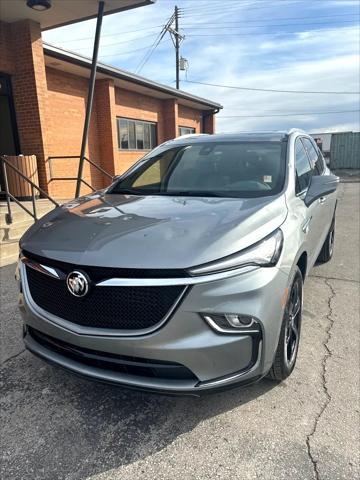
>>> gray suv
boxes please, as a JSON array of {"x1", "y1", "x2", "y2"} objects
[{"x1": 17, "y1": 130, "x2": 338, "y2": 394}]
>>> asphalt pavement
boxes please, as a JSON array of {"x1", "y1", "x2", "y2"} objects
[{"x1": 1, "y1": 177, "x2": 359, "y2": 480}]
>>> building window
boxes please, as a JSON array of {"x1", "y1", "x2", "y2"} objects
[
  {"x1": 117, "y1": 118, "x2": 157, "y2": 150},
  {"x1": 179, "y1": 126, "x2": 195, "y2": 136}
]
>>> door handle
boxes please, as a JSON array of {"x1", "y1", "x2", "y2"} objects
[{"x1": 319, "y1": 196, "x2": 327, "y2": 204}]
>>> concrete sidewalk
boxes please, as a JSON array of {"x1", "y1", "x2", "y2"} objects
[{"x1": 1, "y1": 179, "x2": 359, "y2": 480}]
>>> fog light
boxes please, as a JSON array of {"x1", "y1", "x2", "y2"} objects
[
  {"x1": 225, "y1": 314, "x2": 254, "y2": 327},
  {"x1": 202, "y1": 313, "x2": 260, "y2": 334}
]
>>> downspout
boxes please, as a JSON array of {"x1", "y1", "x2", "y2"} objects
[
  {"x1": 202, "y1": 108, "x2": 220, "y2": 133},
  {"x1": 75, "y1": 0, "x2": 104, "y2": 198}
]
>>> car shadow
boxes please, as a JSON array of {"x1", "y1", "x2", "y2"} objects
[
  {"x1": 1, "y1": 262, "x2": 277, "y2": 479},
  {"x1": 1, "y1": 343, "x2": 278, "y2": 480}
]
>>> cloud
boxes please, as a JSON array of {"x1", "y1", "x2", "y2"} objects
[{"x1": 43, "y1": 0, "x2": 360, "y2": 133}]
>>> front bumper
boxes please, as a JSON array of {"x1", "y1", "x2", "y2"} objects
[{"x1": 18, "y1": 261, "x2": 289, "y2": 394}]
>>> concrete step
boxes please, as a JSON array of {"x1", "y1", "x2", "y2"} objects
[
  {"x1": 0, "y1": 207, "x2": 54, "y2": 227},
  {"x1": 0, "y1": 198, "x2": 60, "y2": 212},
  {"x1": 0, "y1": 240, "x2": 20, "y2": 267},
  {"x1": 0, "y1": 199, "x2": 70, "y2": 266},
  {"x1": 0, "y1": 218, "x2": 34, "y2": 241},
  {"x1": 0, "y1": 199, "x2": 65, "y2": 227}
]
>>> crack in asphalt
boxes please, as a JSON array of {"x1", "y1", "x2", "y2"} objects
[
  {"x1": 1, "y1": 348, "x2": 26, "y2": 367},
  {"x1": 306, "y1": 278, "x2": 336, "y2": 480},
  {"x1": 310, "y1": 274, "x2": 359, "y2": 284}
]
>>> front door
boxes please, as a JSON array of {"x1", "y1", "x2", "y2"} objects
[
  {"x1": 0, "y1": 73, "x2": 20, "y2": 192},
  {"x1": 293, "y1": 137, "x2": 325, "y2": 268}
]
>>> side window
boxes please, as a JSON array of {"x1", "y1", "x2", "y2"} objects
[
  {"x1": 132, "y1": 152, "x2": 173, "y2": 188},
  {"x1": 295, "y1": 139, "x2": 312, "y2": 194},
  {"x1": 302, "y1": 138, "x2": 324, "y2": 175}
]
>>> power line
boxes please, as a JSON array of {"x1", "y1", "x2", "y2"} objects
[
  {"x1": 71, "y1": 32, "x2": 160, "y2": 51},
  {"x1": 183, "y1": 79, "x2": 360, "y2": 95},
  {"x1": 181, "y1": 20, "x2": 358, "y2": 30},
  {"x1": 181, "y1": 12, "x2": 358, "y2": 25},
  {"x1": 47, "y1": 13, "x2": 358, "y2": 46},
  {"x1": 186, "y1": 25, "x2": 359, "y2": 38},
  {"x1": 51, "y1": 25, "x2": 165, "y2": 43},
  {"x1": 136, "y1": 30, "x2": 167, "y2": 73},
  {"x1": 98, "y1": 40, "x2": 172, "y2": 59},
  {"x1": 180, "y1": 0, "x2": 285, "y2": 12},
  {"x1": 218, "y1": 110, "x2": 360, "y2": 118},
  {"x1": 179, "y1": 2, "x2": 252, "y2": 12},
  {"x1": 180, "y1": 1, "x2": 307, "y2": 16},
  {"x1": 136, "y1": 14, "x2": 175, "y2": 74}
]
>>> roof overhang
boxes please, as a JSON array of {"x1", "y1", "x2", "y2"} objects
[
  {"x1": 44, "y1": 43, "x2": 223, "y2": 112},
  {"x1": 0, "y1": 0, "x2": 156, "y2": 31}
]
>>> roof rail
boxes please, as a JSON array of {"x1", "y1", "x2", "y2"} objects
[
  {"x1": 288, "y1": 128, "x2": 307, "y2": 135},
  {"x1": 177, "y1": 133, "x2": 210, "y2": 139}
]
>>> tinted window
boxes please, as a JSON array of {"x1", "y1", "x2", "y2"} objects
[
  {"x1": 117, "y1": 118, "x2": 157, "y2": 150},
  {"x1": 295, "y1": 140, "x2": 312, "y2": 193},
  {"x1": 179, "y1": 126, "x2": 196, "y2": 136},
  {"x1": 302, "y1": 137, "x2": 324, "y2": 175},
  {"x1": 109, "y1": 141, "x2": 287, "y2": 198},
  {"x1": 119, "y1": 119, "x2": 128, "y2": 149}
]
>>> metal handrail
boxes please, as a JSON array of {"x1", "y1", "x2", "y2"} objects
[
  {"x1": 0, "y1": 155, "x2": 59, "y2": 225},
  {"x1": 48, "y1": 155, "x2": 114, "y2": 196}
]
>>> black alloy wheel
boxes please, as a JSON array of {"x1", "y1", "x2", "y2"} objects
[{"x1": 268, "y1": 267, "x2": 303, "y2": 381}]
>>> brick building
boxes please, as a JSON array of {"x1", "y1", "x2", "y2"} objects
[{"x1": 0, "y1": 16, "x2": 221, "y2": 199}]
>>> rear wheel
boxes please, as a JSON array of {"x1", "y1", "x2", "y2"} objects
[
  {"x1": 268, "y1": 267, "x2": 303, "y2": 381},
  {"x1": 317, "y1": 217, "x2": 335, "y2": 263}
]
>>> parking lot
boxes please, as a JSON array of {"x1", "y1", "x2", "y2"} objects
[{"x1": 1, "y1": 177, "x2": 359, "y2": 480}]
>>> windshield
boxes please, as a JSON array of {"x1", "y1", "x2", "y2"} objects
[{"x1": 109, "y1": 141, "x2": 287, "y2": 198}]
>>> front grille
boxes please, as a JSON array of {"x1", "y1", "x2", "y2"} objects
[
  {"x1": 22, "y1": 250, "x2": 189, "y2": 281},
  {"x1": 26, "y1": 266, "x2": 186, "y2": 330},
  {"x1": 28, "y1": 327, "x2": 197, "y2": 381}
]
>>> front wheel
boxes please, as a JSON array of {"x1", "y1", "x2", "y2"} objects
[{"x1": 268, "y1": 267, "x2": 303, "y2": 381}]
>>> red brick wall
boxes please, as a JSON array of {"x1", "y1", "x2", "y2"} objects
[
  {"x1": 113, "y1": 87, "x2": 162, "y2": 174},
  {"x1": 95, "y1": 79, "x2": 117, "y2": 179},
  {"x1": 203, "y1": 113, "x2": 215, "y2": 134},
  {"x1": 0, "y1": 21, "x2": 216, "y2": 197},
  {"x1": 162, "y1": 98, "x2": 178, "y2": 142},
  {"x1": 45, "y1": 67, "x2": 103, "y2": 198},
  {"x1": 8, "y1": 20, "x2": 49, "y2": 192},
  {"x1": 112, "y1": 92, "x2": 205, "y2": 175},
  {"x1": 0, "y1": 21, "x2": 14, "y2": 74},
  {"x1": 178, "y1": 104, "x2": 201, "y2": 133}
]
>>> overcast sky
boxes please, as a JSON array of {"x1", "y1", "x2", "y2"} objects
[{"x1": 43, "y1": 0, "x2": 360, "y2": 134}]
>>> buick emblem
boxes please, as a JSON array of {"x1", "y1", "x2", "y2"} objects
[{"x1": 66, "y1": 271, "x2": 89, "y2": 297}]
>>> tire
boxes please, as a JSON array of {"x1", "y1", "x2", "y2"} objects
[
  {"x1": 268, "y1": 267, "x2": 303, "y2": 382},
  {"x1": 317, "y1": 216, "x2": 335, "y2": 263}
]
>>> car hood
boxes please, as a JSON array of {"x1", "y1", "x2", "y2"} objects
[{"x1": 20, "y1": 192, "x2": 288, "y2": 269}]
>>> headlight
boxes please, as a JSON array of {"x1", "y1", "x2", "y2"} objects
[{"x1": 189, "y1": 229, "x2": 283, "y2": 276}]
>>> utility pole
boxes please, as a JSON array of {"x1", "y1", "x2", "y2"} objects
[
  {"x1": 175, "y1": 5, "x2": 180, "y2": 89},
  {"x1": 166, "y1": 7, "x2": 184, "y2": 89}
]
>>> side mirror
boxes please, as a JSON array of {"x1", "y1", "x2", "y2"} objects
[{"x1": 304, "y1": 174, "x2": 339, "y2": 207}]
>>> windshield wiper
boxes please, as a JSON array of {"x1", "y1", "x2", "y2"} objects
[
  {"x1": 158, "y1": 191, "x2": 227, "y2": 197},
  {"x1": 110, "y1": 188, "x2": 228, "y2": 197},
  {"x1": 109, "y1": 188, "x2": 152, "y2": 195}
]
